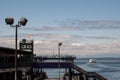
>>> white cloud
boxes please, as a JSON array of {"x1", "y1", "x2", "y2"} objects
[
  {"x1": 1, "y1": 19, "x2": 120, "y2": 57},
  {"x1": 34, "y1": 40, "x2": 43, "y2": 44},
  {"x1": 0, "y1": 37, "x2": 120, "y2": 57},
  {"x1": 0, "y1": 38, "x2": 15, "y2": 48},
  {"x1": 71, "y1": 43, "x2": 85, "y2": 47},
  {"x1": 60, "y1": 19, "x2": 120, "y2": 30},
  {"x1": 72, "y1": 43, "x2": 80, "y2": 46}
]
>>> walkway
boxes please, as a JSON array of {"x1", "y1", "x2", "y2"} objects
[{"x1": 45, "y1": 78, "x2": 58, "y2": 80}]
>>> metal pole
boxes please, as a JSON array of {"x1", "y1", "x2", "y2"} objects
[
  {"x1": 5, "y1": 17, "x2": 28, "y2": 80},
  {"x1": 15, "y1": 25, "x2": 18, "y2": 80},
  {"x1": 58, "y1": 42, "x2": 62, "y2": 80},
  {"x1": 58, "y1": 45, "x2": 60, "y2": 80}
]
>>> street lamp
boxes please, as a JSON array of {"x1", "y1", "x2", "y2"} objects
[
  {"x1": 58, "y1": 42, "x2": 62, "y2": 80},
  {"x1": 5, "y1": 17, "x2": 28, "y2": 80}
]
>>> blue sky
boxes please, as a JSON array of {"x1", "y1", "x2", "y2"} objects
[{"x1": 0, "y1": 0, "x2": 120, "y2": 57}]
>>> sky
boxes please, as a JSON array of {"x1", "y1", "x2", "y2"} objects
[{"x1": 0, "y1": 0, "x2": 120, "y2": 58}]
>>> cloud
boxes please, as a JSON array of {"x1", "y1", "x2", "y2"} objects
[
  {"x1": 20, "y1": 20, "x2": 120, "y2": 38},
  {"x1": 36, "y1": 26, "x2": 80, "y2": 31},
  {"x1": 20, "y1": 33, "x2": 73, "y2": 40},
  {"x1": 71, "y1": 43, "x2": 81, "y2": 46},
  {"x1": 43, "y1": 34, "x2": 72, "y2": 39},
  {"x1": 71, "y1": 43, "x2": 85, "y2": 47},
  {"x1": 85, "y1": 36, "x2": 116, "y2": 40},
  {"x1": 34, "y1": 40, "x2": 43, "y2": 44},
  {"x1": 0, "y1": 38, "x2": 15, "y2": 48},
  {"x1": 23, "y1": 26, "x2": 80, "y2": 32},
  {"x1": 18, "y1": 32, "x2": 117, "y2": 44},
  {"x1": 1, "y1": 19, "x2": 120, "y2": 57},
  {"x1": 61, "y1": 19, "x2": 120, "y2": 26},
  {"x1": 0, "y1": 37, "x2": 120, "y2": 57},
  {"x1": 60, "y1": 19, "x2": 120, "y2": 30}
]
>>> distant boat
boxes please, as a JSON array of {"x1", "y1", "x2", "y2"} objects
[{"x1": 89, "y1": 59, "x2": 96, "y2": 63}]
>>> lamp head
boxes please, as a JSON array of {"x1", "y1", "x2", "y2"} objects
[
  {"x1": 59, "y1": 42, "x2": 62, "y2": 46},
  {"x1": 5, "y1": 18, "x2": 14, "y2": 25},
  {"x1": 19, "y1": 17, "x2": 28, "y2": 26}
]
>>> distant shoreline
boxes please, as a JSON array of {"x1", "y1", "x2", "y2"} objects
[{"x1": 76, "y1": 57, "x2": 120, "y2": 60}]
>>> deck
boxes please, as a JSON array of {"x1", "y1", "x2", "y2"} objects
[
  {"x1": 45, "y1": 78, "x2": 58, "y2": 80},
  {"x1": 33, "y1": 56, "x2": 107, "y2": 80}
]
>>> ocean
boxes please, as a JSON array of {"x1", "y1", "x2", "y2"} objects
[
  {"x1": 40, "y1": 58, "x2": 120, "y2": 80},
  {"x1": 75, "y1": 58, "x2": 120, "y2": 80}
]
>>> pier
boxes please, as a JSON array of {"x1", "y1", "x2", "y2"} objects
[
  {"x1": 33, "y1": 55, "x2": 107, "y2": 80},
  {"x1": 0, "y1": 46, "x2": 33, "y2": 80},
  {"x1": 0, "y1": 46, "x2": 107, "y2": 80}
]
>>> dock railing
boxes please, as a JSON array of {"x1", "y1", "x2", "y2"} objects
[{"x1": 71, "y1": 63, "x2": 107, "y2": 80}]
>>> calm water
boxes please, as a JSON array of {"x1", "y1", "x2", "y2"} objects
[
  {"x1": 41, "y1": 58, "x2": 120, "y2": 80},
  {"x1": 75, "y1": 59, "x2": 120, "y2": 80}
]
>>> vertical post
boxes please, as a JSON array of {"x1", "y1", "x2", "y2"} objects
[
  {"x1": 15, "y1": 25, "x2": 18, "y2": 80},
  {"x1": 58, "y1": 42, "x2": 62, "y2": 80},
  {"x1": 58, "y1": 44, "x2": 60, "y2": 80},
  {"x1": 5, "y1": 17, "x2": 28, "y2": 80},
  {"x1": 69, "y1": 68, "x2": 72, "y2": 80}
]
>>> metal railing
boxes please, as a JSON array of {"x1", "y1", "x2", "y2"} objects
[{"x1": 71, "y1": 63, "x2": 107, "y2": 80}]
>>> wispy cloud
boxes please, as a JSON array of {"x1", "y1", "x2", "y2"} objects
[
  {"x1": 19, "y1": 33, "x2": 73, "y2": 40},
  {"x1": 34, "y1": 39, "x2": 120, "y2": 57},
  {"x1": 23, "y1": 20, "x2": 120, "y2": 33},
  {"x1": 85, "y1": 36, "x2": 116, "y2": 40},
  {"x1": 0, "y1": 37, "x2": 120, "y2": 57},
  {"x1": 1, "y1": 19, "x2": 120, "y2": 57},
  {"x1": 0, "y1": 38, "x2": 15, "y2": 48},
  {"x1": 61, "y1": 19, "x2": 120, "y2": 26},
  {"x1": 24, "y1": 33, "x2": 116, "y2": 41},
  {"x1": 60, "y1": 19, "x2": 120, "y2": 30},
  {"x1": 23, "y1": 26, "x2": 80, "y2": 32}
]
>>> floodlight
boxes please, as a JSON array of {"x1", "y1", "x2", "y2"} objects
[
  {"x1": 58, "y1": 42, "x2": 62, "y2": 46},
  {"x1": 5, "y1": 17, "x2": 28, "y2": 80},
  {"x1": 5, "y1": 18, "x2": 14, "y2": 25},
  {"x1": 19, "y1": 17, "x2": 28, "y2": 26}
]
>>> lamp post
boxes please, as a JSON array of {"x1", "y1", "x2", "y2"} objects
[
  {"x1": 58, "y1": 42, "x2": 62, "y2": 80},
  {"x1": 5, "y1": 17, "x2": 28, "y2": 80}
]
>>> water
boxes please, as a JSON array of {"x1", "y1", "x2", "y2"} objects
[
  {"x1": 37, "y1": 58, "x2": 120, "y2": 80},
  {"x1": 75, "y1": 58, "x2": 120, "y2": 80}
]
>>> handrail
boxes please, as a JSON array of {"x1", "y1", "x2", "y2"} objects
[
  {"x1": 71, "y1": 63, "x2": 107, "y2": 80},
  {"x1": 71, "y1": 63, "x2": 89, "y2": 76}
]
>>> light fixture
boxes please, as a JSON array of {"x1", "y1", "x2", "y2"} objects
[
  {"x1": 5, "y1": 18, "x2": 14, "y2": 25},
  {"x1": 5, "y1": 17, "x2": 28, "y2": 80},
  {"x1": 19, "y1": 17, "x2": 28, "y2": 26},
  {"x1": 5, "y1": 17, "x2": 28, "y2": 26},
  {"x1": 58, "y1": 42, "x2": 62, "y2": 46},
  {"x1": 58, "y1": 42, "x2": 62, "y2": 80}
]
